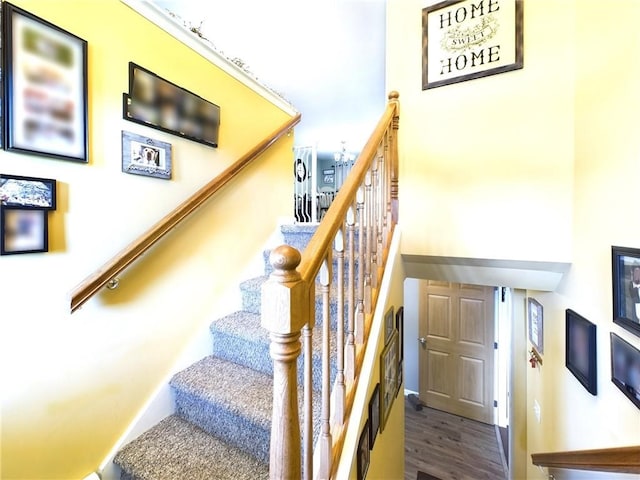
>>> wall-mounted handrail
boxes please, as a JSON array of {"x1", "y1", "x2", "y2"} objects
[
  {"x1": 69, "y1": 113, "x2": 301, "y2": 313},
  {"x1": 532, "y1": 445, "x2": 640, "y2": 474}
]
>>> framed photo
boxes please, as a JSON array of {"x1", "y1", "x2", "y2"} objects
[
  {"x1": 122, "y1": 131, "x2": 172, "y2": 180},
  {"x1": 380, "y1": 329, "x2": 399, "y2": 433},
  {"x1": 396, "y1": 306, "x2": 404, "y2": 362},
  {"x1": 356, "y1": 419, "x2": 370, "y2": 480},
  {"x1": 384, "y1": 305, "x2": 395, "y2": 345},
  {"x1": 1, "y1": 208, "x2": 48, "y2": 254},
  {"x1": 528, "y1": 297, "x2": 544, "y2": 355},
  {"x1": 422, "y1": 0, "x2": 524, "y2": 90},
  {"x1": 566, "y1": 309, "x2": 597, "y2": 396},
  {"x1": 0, "y1": 173, "x2": 56, "y2": 209},
  {"x1": 612, "y1": 246, "x2": 640, "y2": 338},
  {"x1": 3, "y1": 2, "x2": 88, "y2": 162},
  {"x1": 610, "y1": 332, "x2": 640, "y2": 409},
  {"x1": 368, "y1": 383, "x2": 380, "y2": 449},
  {"x1": 396, "y1": 360, "x2": 404, "y2": 398}
]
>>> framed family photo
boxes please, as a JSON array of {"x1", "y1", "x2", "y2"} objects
[
  {"x1": 122, "y1": 131, "x2": 172, "y2": 180},
  {"x1": 612, "y1": 246, "x2": 640, "y2": 337},
  {"x1": 380, "y1": 329, "x2": 399, "y2": 433},
  {"x1": 0, "y1": 173, "x2": 56, "y2": 209},
  {"x1": 357, "y1": 419, "x2": 370, "y2": 480},
  {"x1": 1, "y1": 208, "x2": 48, "y2": 254},
  {"x1": 368, "y1": 383, "x2": 380, "y2": 449},
  {"x1": 566, "y1": 309, "x2": 597, "y2": 396},
  {"x1": 3, "y1": 2, "x2": 88, "y2": 162},
  {"x1": 528, "y1": 297, "x2": 544, "y2": 355},
  {"x1": 384, "y1": 306, "x2": 395, "y2": 345},
  {"x1": 610, "y1": 332, "x2": 640, "y2": 409}
]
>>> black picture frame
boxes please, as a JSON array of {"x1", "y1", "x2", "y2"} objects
[
  {"x1": 396, "y1": 306, "x2": 404, "y2": 362},
  {"x1": 1, "y1": 208, "x2": 48, "y2": 254},
  {"x1": 422, "y1": 0, "x2": 524, "y2": 90},
  {"x1": 0, "y1": 173, "x2": 56, "y2": 209},
  {"x1": 612, "y1": 246, "x2": 640, "y2": 338},
  {"x1": 565, "y1": 309, "x2": 597, "y2": 396},
  {"x1": 123, "y1": 62, "x2": 220, "y2": 148},
  {"x1": 3, "y1": 2, "x2": 88, "y2": 162},
  {"x1": 384, "y1": 305, "x2": 395, "y2": 345},
  {"x1": 528, "y1": 297, "x2": 544, "y2": 355},
  {"x1": 610, "y1": 332, "x2": 640, "y2": 409},
  {"x1": 356, "y1": 419, "x2": 370, "y2": 480},
  {"x1": 368, "y1": 383, "x2": 380, "y2": 449},
  {"x1": 380, "y1": 329, "x2": 399, "y2": 433}
]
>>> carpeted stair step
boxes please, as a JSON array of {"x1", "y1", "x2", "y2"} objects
[
  {"x1": 280, "y1": 223, "x2": 318, "y2": 251},
  {"x1": 113, "y1": 414, "x2": 268, "y2": 480},
  {"x1": 170, "y1": 356, "x2": 274, "y2": 463},
  {"x1": 210, "y1": 310, "x2": 338, "y2": 391},
  {"x1": 263, "y1": 246, "x2": 362, "y2": 280}
]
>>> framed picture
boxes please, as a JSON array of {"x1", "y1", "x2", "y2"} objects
[
  {"x1": 0, "y1": 173, "x2": 56, "y2": 209},
  {"x1": 422, "y1": 0, "x2": 524, "y2": 90},
  {"x1": 528, "y1": 297, "x2": 544, "y2": 355},
  {"x1": 356, "y1": 419, "x2": 370, "y2": 480},
  {"x1": 396, "y1": 360, "x2": 404, "y2": 398},
  {"x1": 612, "y1": 246, "x2": 640, "y2": 338},
  {"x1": 610, "y1": 333, "x2": 640, "y2": 409},
  {"x1": 380, "y1": 329, "x2": 399, "y2": 433},
  {"x1": 396, "y1": 306, "x2": 404, "y2": 362},
  {"x1": 3, "y1": 2, "x2": 88, "y2": 162},
  {"x1": 566, "y1": 309, "x2": 597, "y2": 396},
  {"x1": 122, "y1": 131, "x2": 172, "y2": 180},
  {"x1": 1, "y1": 208, "x2": 48, "y2": 254},
  {"x1": 368, "y1": 383, "x2": 380, "y2": 449},
  {"x1": 384, "y1": 306, "x2": 395, "y2": 345}
]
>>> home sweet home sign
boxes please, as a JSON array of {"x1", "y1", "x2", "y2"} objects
[{"x1": 422, "y1": 0, "x2": 523, "y2": 89}]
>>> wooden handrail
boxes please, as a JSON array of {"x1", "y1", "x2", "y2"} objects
[
  {"x1": 69, "y1": 113, "x2": 301, "y2": 313},
  {"x1": 532, "y1": 445, "x2": 640, "y2": 474}
]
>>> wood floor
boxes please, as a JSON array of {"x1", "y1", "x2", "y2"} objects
[{"x1": 405, "y1": 398, "x2": 508, "y2": 480}]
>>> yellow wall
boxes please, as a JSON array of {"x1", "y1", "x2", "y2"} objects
[
  {"x1": 337, "y1": 230, "x2": 405, "y2": 480},
  {"x1": 0, "y1": 1, "x2": 295, "y2": 478},
  {"x1": 387, "y1": 0, "x2": 574, "y2": 262}
]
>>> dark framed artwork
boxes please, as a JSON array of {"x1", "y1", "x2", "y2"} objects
[
  {"x1": 1, "y1": 208, "x2": 48, "y2": 254},
  {"x1": 610, "y1": 332, "x2": 640, "y2": 409},
  {"x1": 123, "y1": 62, "x2": 220, "y2": 148},
  {"x1": 356, "y1": 419, "x2": 370, "y2": 480},
  {"x1": 368, "y1": 383, "x2": 380, "y2": 449},
  {"x1": 380, "y1": 329, "x2": 399, "y2": 433},
  {"x1": 396, "y1": 360, "x2": 404, "y2": 398},
  {"x1": 396, "y1": 306, "x2": 404, "y2": 362},
  {"x1": 612, "y1": 246, "x2": 640, "y2": 338},
  {"x1": 0, "y1": 173, "x2": 56, "y2": 209},
  {"x1": 528, "y1": 297, "x2": 544, "y2": 355},
  {"x1": 566, "y1": 309, "x2": 597, "y2": 396},
  {"x1": 422, "y1": 0, "x2": 524, "y2": 90},
  {"x1": 121, "y1": 131, "x2": 172, "y2": 180},
  {"x1": 384, "y1": 305, "x2": 395, "y2": 345},
  {"x1": 3, "y1": 2, "x2": 88, "y2": 162}
]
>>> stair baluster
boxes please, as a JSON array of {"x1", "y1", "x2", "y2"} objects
[
  {"x1": 345, "y1": 205, "x2": 357, "y2": 381},
  {"x1": 334, "y1": 229, "x2": 346, "y2": 424}
]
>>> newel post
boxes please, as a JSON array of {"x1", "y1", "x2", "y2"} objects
[
  {"x1": 388, "y1": 91, "x2": 400, "y2": 223},
  {"x1": 261, "y1": 245, "x2": 311, "y2": 480}
]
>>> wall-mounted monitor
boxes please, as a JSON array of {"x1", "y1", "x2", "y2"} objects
[
  {"x1": 611, "y1": 332, "x2": 640, "y2": 409},
  {"x1": 566, "y1": 309, "x2": 597, "y2": 396},
  {"x1": 123, "y1": 63, "x2": 220, "y2": 148}
]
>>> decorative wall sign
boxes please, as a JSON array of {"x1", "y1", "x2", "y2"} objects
[
  {"x1": 612, "y1": 246, "x2": 640, "y2": 338},
  {"x1": 0, "y1": 208, "x2": 48, "y2": 254},
  {"x1": 123, "y1": 63, "x2": 220, "y2": 148},
  {"x1": 0, "y1": 173, "x2": 56, "y2": 209},
  {"x1": 3, "y1": 2, "x2": 88, "y2": 161},
  {"x1": 121, "y1": 131, "x2": 172, "y2": 180},
  {"x1": 528, "y1": 297, "x2": 544, "y2": 355},
  {"x1": 422, "y1": 0, "x2": 523, "y2": 90}
]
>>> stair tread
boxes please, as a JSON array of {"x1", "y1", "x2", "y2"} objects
[
  {"x1": 114, "y1": 414, "x2": 268, "y2": 480},
  {"x1": 170, "y1": 355, "x2": 273, "y2": 428}
]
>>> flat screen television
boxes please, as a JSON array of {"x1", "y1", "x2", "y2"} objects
[
  {"x1": 565, "y1": 309, "x2": 597, "y2": 395},
  {"x1": 610, "y1": 332, "x2": 640, "y2": 409}
]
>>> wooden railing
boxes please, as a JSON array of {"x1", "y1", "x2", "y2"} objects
[
  {"x1": 532, "y1": 445, "x2": 640, "y2": 474},
  {"x1": 261, "y1": 92, "x2": 399, "y2": 479},
  {"x1": 69, "y1": 113, "x2": 301, "y2": 313}
]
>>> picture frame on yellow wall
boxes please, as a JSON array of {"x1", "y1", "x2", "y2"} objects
[
  {"x1": 122, "y1": 131, "x2": 172, "y2": 180},
  {"x1": 379, "y1": 329, "x2": 399, "y2": 433},
  {"x1": 3, "y1": 2, "x2": 88, "y2": 162},
  {"x1": 612, "y1": 245, "x2": 640, "y2": 338},
  {"x1": 528, "y1": 297, "x2": 544, "y2": 355}
]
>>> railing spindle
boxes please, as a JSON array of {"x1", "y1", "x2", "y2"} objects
[
  {"x1": 355, "y1": 187, "x2": 366, "y2": 344},
  {"x1": 334, "y1": 229, "x2": 346, "y2": 424},
  {"x1": 370, "y1": 158, "x2": 379, "y2": 291},
  {"x1": 364, "y1": 170, "x2": 373, "y2": 315},
  {"x1": 302, "y1": 323, "x2": 313, "y2": 480},
  {"x1": 318, "y1": 258, "x2": 332, "y2": 478},
  {"x1": 345, "y1": 205, "x2": 356, "y2": 380}
]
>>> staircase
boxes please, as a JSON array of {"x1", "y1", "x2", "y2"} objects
[{"x1": 114, "y1": 224, "x2": 329, "y2": 480}]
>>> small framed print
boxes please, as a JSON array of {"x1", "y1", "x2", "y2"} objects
[
  {"x1": 356, "y1": 419, "x2": 370, "y2": 480},
  {"x1": 384, "y1": 306, "x2": 395, "y2": 345},
  {"x1": 380, "y1": 329, "x2": 399, "y2": 433},
  {"x1": 3, "y1": 2, "x2": 88, "y2": 162},
  {"x1": 368, "y1": 383, "x2": 380, "y2": 449},
  {"x1": 1, "y1": 208, "x2": 48, "y2": 254},
  {"x1": 0, "y1": 173, "x2": 56, "y2": 209},
  {"x1": 396, "y1": 306, "x2": 404, "y2": 363},
  {"x1": 528, "y1": 297, "x2": 544, "y2": 355},
  {"x1": 122, "y1": 131, "x2": 172, "y2": 180},
  {"x1": 612, "y1": 246, "x2": 640, "y2": 338}
]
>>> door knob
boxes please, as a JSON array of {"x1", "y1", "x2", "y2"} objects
[{"x1": 419, "y1": 337, "x2": 427, "y2": 348}]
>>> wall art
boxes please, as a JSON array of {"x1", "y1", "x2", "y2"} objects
[{"x1": 121, "y1": 131, "x2": 172, "y2": 180}]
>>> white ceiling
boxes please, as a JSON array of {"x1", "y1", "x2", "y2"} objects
[{"x1": 151, "y1": 0, "x2": 387, "y2": 155}]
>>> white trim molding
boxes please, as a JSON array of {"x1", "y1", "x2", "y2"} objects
[{"x1": 120, "y1": 0, "x2": 298, "y2": 117}]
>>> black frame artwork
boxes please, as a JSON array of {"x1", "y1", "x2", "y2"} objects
[
  {"x1": 0, "y1": 173, "x2": 56, "y2": 209},
  {"x1": 610, "y1": 332, "x2": 640, "y2": 409},
  {"x1": 356, "y1": 419, "x2": 370, "y2": 480},
  {"x1": 565, "y1": 309, "x2": 597, "y2": 396},
  {"x1": 380, "y1": 329, "x2": 399, "y2": 433},
  {"x1": 3, "y1": 2, "x2": 88, "y2": 162},
  {"x1": 368, "y1": 383, "x2": 380, "y2": 449},
  {"x1": 0, "y1": 207, "x2": 48, "y2": 254},
  {"x1": 612, "y1": 246, "x2": 640, "y2": 338},
  {"x1": 384, "y1": 306, "x2": 395, "y2": 345},
  {"x1": 396, "y1": 306, "x2": 404, "y2": 363}
]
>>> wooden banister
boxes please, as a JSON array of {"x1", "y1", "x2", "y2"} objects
[
  {"x1": 69, "y1": 113, "x2": 301, "y2": 313},
  {"x1": 532, "y1": 446, "x2": 640, "y2": 474}
]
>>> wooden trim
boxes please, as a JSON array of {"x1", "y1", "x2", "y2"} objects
[
  {"x1": 531, "y1": 446, "x2": 640, "y2": 474},
  {"x1": 69, "y1": 113, "x2": 301, "y2": 313}
]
